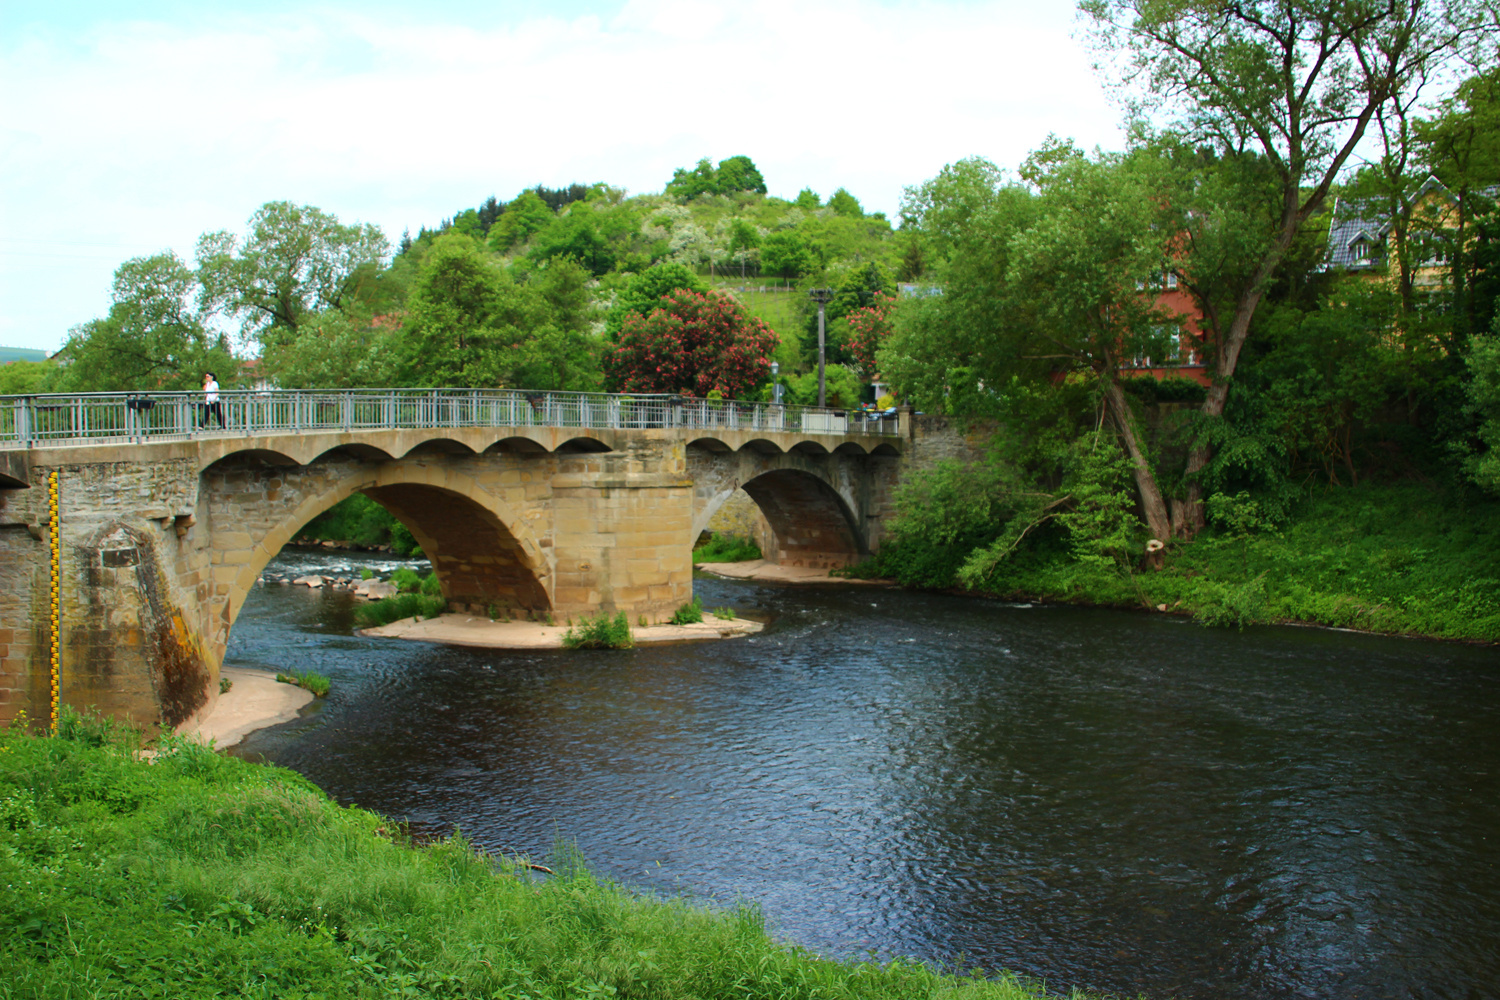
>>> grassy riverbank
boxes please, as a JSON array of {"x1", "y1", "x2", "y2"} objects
[
  {"x1": 849, "y1": 482, "x2": 1500, "y2": 642},
  {"x1": 0, "y1": 713, "x2": 1066, "y2": 1000}
]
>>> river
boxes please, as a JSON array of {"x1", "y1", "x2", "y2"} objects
[{"x1": 231, "y1": 549, "x2": 1500, "y2": 1000}]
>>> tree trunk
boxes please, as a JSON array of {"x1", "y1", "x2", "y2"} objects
[{"x1": 1103, "y1": 379, "x2": 1173, "y2": 543}]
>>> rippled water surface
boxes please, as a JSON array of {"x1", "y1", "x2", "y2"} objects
[{"x1": 232, "y1": 553, "x2": 1500, "y2": 999}]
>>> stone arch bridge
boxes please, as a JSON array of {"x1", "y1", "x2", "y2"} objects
[{"x1": 0, "y1": 389, "x2": 956, "y2": 731}]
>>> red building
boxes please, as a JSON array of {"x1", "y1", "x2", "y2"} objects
[{"x1": 1121, "y1": 270, "x2": 1211, "y2": 387}]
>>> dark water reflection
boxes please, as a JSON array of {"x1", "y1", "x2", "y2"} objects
[{"x1": 231, "y1": 557, "x2": 1500, "y2": 999}]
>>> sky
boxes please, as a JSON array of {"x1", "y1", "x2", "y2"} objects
[{"x1": 0, "y1": 0, "x2": 1124, "y2": 354}]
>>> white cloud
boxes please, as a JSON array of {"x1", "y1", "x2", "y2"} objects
[{"x1": 0, "y1": 0, "x2": 1122, "y2": 352}]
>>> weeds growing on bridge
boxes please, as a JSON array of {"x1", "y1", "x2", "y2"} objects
[
  {"x1": 670, "y1": 596, "x2": 704, "y2": 625},
  {"x1": 562, "y1": 611, "x2": 634, "y2": 649},
  {"x1": 0, "y1": 712, "x2": 1064, "y2": 1000}
]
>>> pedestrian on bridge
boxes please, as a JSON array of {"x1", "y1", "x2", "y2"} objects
[{"x1": 202, "y1": 372, "x2": 225, "y2": 429}]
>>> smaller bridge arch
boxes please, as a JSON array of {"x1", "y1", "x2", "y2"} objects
[{"x1": 688, "y1": 440, "x2": 891, "y2": 568}]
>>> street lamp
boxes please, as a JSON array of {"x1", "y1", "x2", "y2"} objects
[
  {"x1": 770, "y1": 361, "x2": 782, "y2": 405},
  {"x1": 808, "y1": 288, "x2": 833, "y2": 407}
]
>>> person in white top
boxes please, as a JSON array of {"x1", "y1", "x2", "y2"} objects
[{"x1": 202, "y1": 372, "x2": 225, "y2": 429}]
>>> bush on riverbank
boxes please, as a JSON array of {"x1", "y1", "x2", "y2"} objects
[
  {"x1": 0, "y1": 713, "x2": 1059, "y2": 1000},
  {"x1": 562, "y1": 611, "x2": 634, "y2": 649},
  {"x1": 275, "y1": 668, "x2": 331, "y2": 697},
  {"x1": 849, "y1": 482, "x2": 1500, "y2": 641},
  {"x1": 693, "y1": 534, "x2": 762, "y2": 563},
  {"x1": 354, "y1": 592, "x2": 448, "y2": 628}
]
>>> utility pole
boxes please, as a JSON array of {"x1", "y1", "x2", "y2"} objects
[{"x1": 809, "y1": 287, "x2": 833, "y2": 408}]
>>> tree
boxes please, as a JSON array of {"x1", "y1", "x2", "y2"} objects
[
  {"x1": 487, "y1": 190, "x2": 555, "y2": 251},
  {"x1": 605, "y1": 290, "x2": 778, "y2": 398},
  {"x1": 529, "y1": 213, "x2": 616, "y2": 276},
  {"x1": 846, "y1": 291, "x2": 897, "y2": 379},
  {"x1": 257, "y1": 310, "x2": 405, "y2": 389},
  {"x1": 828, "y1": 188, "x2": 864, "y2": 218},
  {"x1": 402, "y1": 234, "x2": 509, "y2": 387},
  {"x1": 665, "y1": 158, "x2": 719, "y2": 200},
  {"x1": 59, "y1": 253, "x2": 237, "y2": 391},
  {"x1": 605, "y1": 262, "x2": 708, "y2": 338},
  {"x1": 197, "y1": 202, "x2": 388, "y2": 347},
  {"x1": 794, "y1": 188, "x2": 821, "y2": 210},
  {"x1": 1082, "y1": 0, "x2": 1497, "y2": 533},
  {"x1": 715, "y1": 155, "x2": 768, "y2": 195},
  {"x1": 665, "y1": 156, "x2": 768, "y2": 199},
  {"x1": 760, "y1": 230, "x2": 818, "y2": 278}
]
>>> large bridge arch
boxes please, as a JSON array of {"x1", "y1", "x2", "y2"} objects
[{"x1": 203, "y1": 449, "x2": 553, "y2": 643}]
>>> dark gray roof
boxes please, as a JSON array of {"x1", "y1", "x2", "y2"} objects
[{"x1": 1326, "y1": 176, "x2": 1498, "y2": 271}]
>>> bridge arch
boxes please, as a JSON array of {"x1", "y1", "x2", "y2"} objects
[
  {"x1": 205, "y1": 451, "x2": 552, "y2": 636},
  {"x1": 687, "y1": 443, "x2": 871, "y2": 568}
]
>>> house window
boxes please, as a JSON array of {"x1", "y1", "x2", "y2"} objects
[{"x1": 1164, "y1": 271, "x2": 1179, "y2": 289}]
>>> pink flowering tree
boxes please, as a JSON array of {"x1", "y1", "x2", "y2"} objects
[
  {"x1": 605, "y1": 289, "x2": 779, "y2": 398},
  {"x1": 845, "y1": 291, "x2": 896, "y2": 380}
]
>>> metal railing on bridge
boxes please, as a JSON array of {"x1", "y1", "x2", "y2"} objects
[{"x1": 0, "y1": 388, "x2": 901, "y2": 449}]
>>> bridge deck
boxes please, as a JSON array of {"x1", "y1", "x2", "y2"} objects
[{"x1": 1, "y1": 388, "x2": 899, "y2": 452}]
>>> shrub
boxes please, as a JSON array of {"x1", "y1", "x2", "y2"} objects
[
  {"x1": 354, "y1": 593, "x2": 447, "y2": 628},
  {"x1": 390, "y1": 567, "x2": 423, "y2": 593},
  {"x1": 692, "y1": 534, "x2": 762, "y2": 563},
  {"x1": 670, "y1": 597, "x2": 703, "y2": 625},
  {"x1": 562, "y1": 611, "x2": 633, "y2": 649},
  {"x1": 712, "y1": 606, "x2": 737, "y2": 620},
  {"x1": 274, "y1": 669, "x2": 330, "y2": 697}
]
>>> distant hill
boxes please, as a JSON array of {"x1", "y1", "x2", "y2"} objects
[{"x1": 0, "y1": 346, "x2": 48, "y2": 364}]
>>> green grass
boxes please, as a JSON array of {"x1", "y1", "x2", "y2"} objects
[
  {"x1": 0, "y1": 712, "x2": 1067, "y2": 999},
  {"x1": 692, "y1": 534, "x2": 763, "y2": 563},
  {"x1": 562, "y1": 611, "x2": 634, "y2": 649},
  {"x1": 856, "y1": 482, "x2": 1500, "y2": 641},
  {"x1": 275, "y1": 669, "x2": 331, "y2": 698},
  {"x1": 712, "y1": 606, "x2": 738, "y2": 621},
  {"x1": 353, "y1": 592, "x2": 448, "y2": 629}
]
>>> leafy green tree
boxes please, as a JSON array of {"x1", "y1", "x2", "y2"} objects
[
  {"x1": 257, "y1": 311, "x2": 405, "y2": 389},
  {"x1": 605, "y1": 290, "x2": 778, "y2": 397},
  {"x1": 784, "y1": 363, "x2": 863, "y2": 409},
  {"x1": 59, "y1": 253, "x2": 237, "y2": 391},
  {"x1": 666, "y1": 156, "x2": 768, "y2": 199},
  {"x1": 726, "y1": 218, "x2": 761, "y2": 257},
  {"x1": 487, "y1": 190, "x2": 555, "y2": 251},
  {"x1": 760, "y1": 230, "x2": 818, "y2": 278},
  {"x1": 828, "y1": 188, "x2": 864, "y2": 218},
  {"x1": 715, "y1": 156, "x2": 767, "y2": 195},
  {"x1": 605, "y1": 263, "x2": 707, "y2": 339},
  {"x1": 666, "y1": 158, "x2": 719, "y2": 200},
  {"x1": 402, "y1": 235, "x2": 509, "y2": 387},
  {"x1": 794, "y1": 188, "x2": 821, "y2": 210},
  {"x1": 0, "y1": 360, "x2": 57, "y2": 394},
  {"x1": 529, "y1": 213, "x2": 616, "y2": 276},
  {"x1": 197, "y1": 201, "x2": 388, "y2": 347},
  {"x1": 1082, "y1": 0, "x2": 1494, "y2": 533}
]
